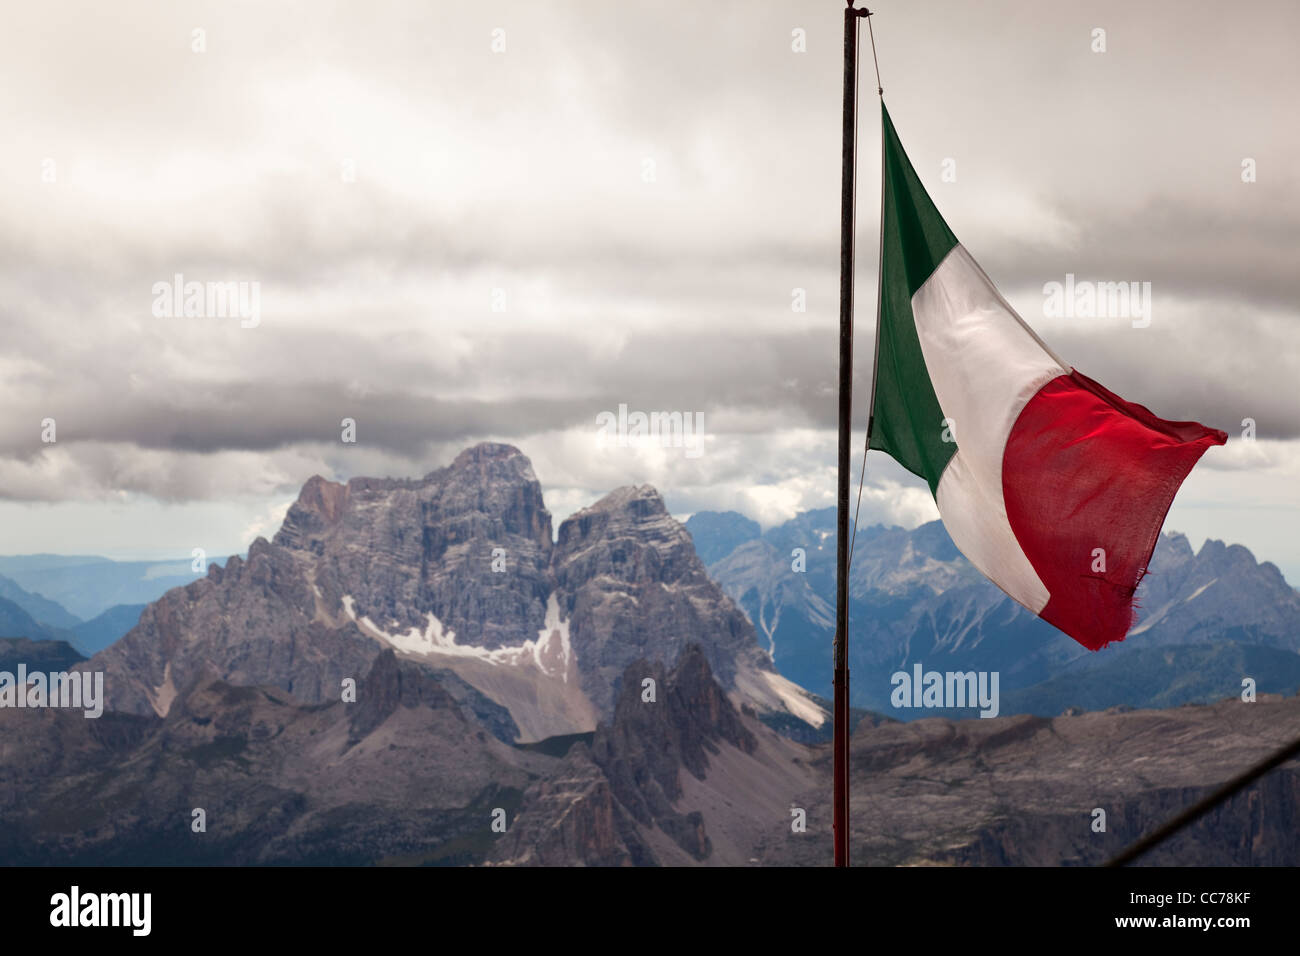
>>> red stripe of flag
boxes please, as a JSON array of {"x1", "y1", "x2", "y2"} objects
[{"x1": 1003, "y1": 369, "x2": 1228, "y2": 650}]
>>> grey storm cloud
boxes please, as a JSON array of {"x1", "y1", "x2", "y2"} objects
[
  {"x1": 1, "y1": 0, "x2": 1298, "y2": 506},
  {"x1": 4, "y1": 311, "x2": 1293, "y2": 475}
]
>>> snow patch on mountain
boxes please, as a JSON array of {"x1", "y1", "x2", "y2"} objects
[
  {"x1": 731, "y1": 661, "x2": 827, "y2": 728},
  {"x1": 757, "y1": 602, "x2": 781, "y2": 657},
  {"x1": 341, "y1": 593, "x2": 574, "y2": 682},
  {"x1": 762, "y1": 669, "x2": 826, "y2": 727}
]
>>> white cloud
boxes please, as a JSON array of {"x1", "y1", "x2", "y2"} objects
[{"x1": 0, "y1": 0, "x2": 1295, "y2": 586}]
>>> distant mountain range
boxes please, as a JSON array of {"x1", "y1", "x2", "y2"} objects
[
  {"x1": 1, "y1": 443, "x2": 1295, "y2": 866},
  {"x1": 0, "y1": 555, "x2": 231, "y2": 656},
  {"x1": 0, "y1": 573, "x2": 80, "y2": 628},
  {"x1": 0, "y1": 554, "x2": 236, "y2": 622},
  {"x1": 686, "y1": 508, "x2": 1300, "y2": 718},
  {"x1": 0, "y1": 585, "x2": 147, "y2": 658},
  {"x1": 71, "y1": 604, "x2": 149, "y2": 656}
]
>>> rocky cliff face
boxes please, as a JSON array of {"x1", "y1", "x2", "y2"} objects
[
  {"x1": 7, "y1": 631, "x2": 1299, "y2": 866},
  {"x1": 0, "y1": 649, "x2": 549, "y2": 865},
  {"x1": 761, "y1": 692, "x2": 1300, "y2": 867},
  {"x1": 1, "y1": 639, "x2": 810, "y2": 866},
  {"x1": 82, "y1": 444, "x2": 820, "y2": 742},
  {"x1": 491, "y1": 646, "x2": 812, "y2": 867},
  {"x1": 588, "y1": 647, "x2": 755, "y2": 861},
  {"x1": 552, "y1": 485, "x2": 771, "y2": 716},
  {"x1": 84, "y1": 537, "x2": 378, "y2": 719},
  {"x1": 274, "y1": 443, "x2": 555, "y2": 651}
]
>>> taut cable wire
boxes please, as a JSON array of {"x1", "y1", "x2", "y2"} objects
[
  {"x1": 1106, "y1": 732, "x2": 1300, "y2": 866},
  {"x1": 848, "y1": 8, "x2": 882, "y2": 575},
  {"x1": 866, "y1": 8, "x2": 883, "y2": 96}
]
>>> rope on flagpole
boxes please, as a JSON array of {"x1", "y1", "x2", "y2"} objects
[
  {"x1": 848, "y1": 6, "x2": 882, "y2": 575},
  {"x1": 865, "y1": 8, "x2": 883, "y2": 96}
]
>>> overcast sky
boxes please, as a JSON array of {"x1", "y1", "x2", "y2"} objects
[{"x1": 1, "y1": 0, "x2": 1297, "y2": 584}]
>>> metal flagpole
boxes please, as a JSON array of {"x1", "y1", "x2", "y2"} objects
[
  {"x1": 835, "y1": 0, "x2": 884, "y2": 870},
  {"x1": 834, "y1": 0, "x2": 868, "y2": 868}
]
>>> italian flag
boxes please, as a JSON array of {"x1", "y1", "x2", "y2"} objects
[{"x1": 868, "y1": 105, "x2": 1227, "y2": 651}]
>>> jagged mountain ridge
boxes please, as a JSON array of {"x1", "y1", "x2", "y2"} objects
[
  {"x1": 768, "y1": 693, "x2": 1300, "y2": 867},
  {"x1": 0, "y1": 555, "x2": 237, "y2": 622},
  {"x1": 0, "y1": 635, "x2": 85, "y2": 673},
  {"x1": 10, "y1": 637, "x2": 1299, "y2": 866},
  {"x1": 0, "y1": 574, "x2": 81, "y2": 629},
  {"x1": 0, "y1": 650, "x2": 548, "y2": 865},
  {"x1": 83, "y1": 443, "x2": 820, "y2": 741},
  {"x1": 2, "y1": 637, "x2": 815, "y2": 866},
  {"x1": 689, "y1": 509, "x2": 1300, "y2": 715},
  {"x1": 0, "y1": 595, "x2": 83, "y2": 654},
  {"x1": 489, "y1": 645, "x2": 815, "y2": 866}
]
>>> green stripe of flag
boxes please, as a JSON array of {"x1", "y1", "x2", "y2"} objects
[{"x1": 869, "y1": 103, "x2": 960, "y2": 496}]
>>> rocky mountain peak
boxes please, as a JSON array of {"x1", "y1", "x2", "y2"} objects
[
  {"x1": 274, "y1": 489, "x2": 339, "y2": 554},
  {"x1": 424, "y1": 442, "x2": 554, "y2": 553},
  {"x1": 555, "y1": 485, "x2": 681, "y2": 560},
  {"x1": 347, "y1": 649, "x2": 462, "y2": 742},
  {"x1": 593, "y1": 484, "x2": 665, "y2": 513},
  {"x1": 583, "y1": 647, "x2": 755, "y2": 860},
  {"x1": 298, "y1": 475, "x2": 350, "y2": 522},
  {"x1": 1195, "y1": 538, "x2": 1261, "y2": 574},
  {"x1": 446, "y1": 440, "x2": 536, "y2": 474},
  {"x1": 547, "y1": 480, "x2": 777, "y2": 718},
  {"x1": 1161, "y1": 530, "x2": 1193, "y2": 558},
  {"x1": 597, "y1": 647, "x2": 755, "y2": 789},
  {"x1": 84, "y1": 444, "x2": 813, "y2": 744}
]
